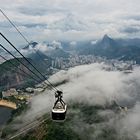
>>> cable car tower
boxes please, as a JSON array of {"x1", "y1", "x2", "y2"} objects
[{"x1": 52, "y1": 90, "x2": 67, "y2": 121}]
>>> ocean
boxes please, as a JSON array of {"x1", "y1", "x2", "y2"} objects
[{"x1": 0, "y1": 107, "x2": 12, "y2": 128}]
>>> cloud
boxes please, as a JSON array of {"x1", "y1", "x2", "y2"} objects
[
  {"x1": 22, "y1": 23, "x2": 47, "y2": 28},
  {"x1": 18, "y1": 7, "x2": 48, "y2": 16},
  {"x1": 51, "y1": 63, "x2": 140, "y2": 106},
  {"x1": 48, "y1": 63, "x2": 140, "y2": 140},
  {"x1": 20, "y1": 41, "x2": 62, "y2": 56},
  {"x1": 23, "y1": 62, "x2": 140, "y2": 115},
  {"x1": 7, "y1": 62, "x2": 140, "y2": 139},
  {"x1": 121, "y1": 26, "x2": 140, "y2": 34},
  {"x1": 47, "y1": 14, "x2": 89, "y2": 31},
  {"x1": 124, "y1": 14, "x2": 140, "y2": 21},
  {"x1": 1, "y1": 0, "x2": 140, "y2": 44},
  {"x1": 104, "y1": 101, "x2": 140, "y2": 139}
]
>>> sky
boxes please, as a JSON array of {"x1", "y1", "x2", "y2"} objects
[{"x1": 1, "y1": 0, "x2": 140, "y2": 46}]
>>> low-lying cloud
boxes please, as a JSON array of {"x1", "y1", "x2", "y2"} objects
[
  {"x1": 121, "y1": 26, "x2": 140, "y2": 34},
  {"x1": 20, "y1": 40, "x2": 62, "y2": 56},
  {"x1": 10, "y1": 62, "x2": 140, "y2": 139},
  {"x1": 49, "y1": 63, "x2": 140, "y2": 106}
]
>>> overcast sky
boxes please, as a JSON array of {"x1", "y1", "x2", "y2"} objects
[{"x1": 1, "y1": 0, "x2": 140, "y2": 46}]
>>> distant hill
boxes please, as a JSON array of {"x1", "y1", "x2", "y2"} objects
[
  {"x1": 45, "y1": 47, "x2": 69, "y2": 58},
  {"x1": 78, "y1": 35, "x2": 140, "y2": 63},
  {"x1": 116, "y1": 38, "x2": 140, "y2": 47},
  {"x1": 21, "y1": 36, "x2": 140, "y2": 64}
]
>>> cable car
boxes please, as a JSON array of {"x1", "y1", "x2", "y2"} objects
[{"x1": 52, "y1": 90, "x2": 67, "y2": 121}]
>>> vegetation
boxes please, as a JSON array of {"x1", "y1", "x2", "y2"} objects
[
  {"x1": 1, "y1": 101, "x2": 136, "y2": 140},
  {"x1": 45, "y1": 122, "x2": 80, "y2": 140},
  {"x1": 0, "y1": 58, "x2": 39, "y2": 93},
  {"x1": 8, "y1": 103, "x2": 110, "y2": 140}
]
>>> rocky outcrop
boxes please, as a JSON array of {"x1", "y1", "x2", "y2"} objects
[{"x1": 0, "y1": 58, "x2": 36, "y2": 92}]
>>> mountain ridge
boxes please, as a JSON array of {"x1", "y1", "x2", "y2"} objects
[{"x1": 77, "y1": 34, "x2": 140, "y2": 63}]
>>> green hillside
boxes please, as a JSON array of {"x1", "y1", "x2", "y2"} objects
[
  {"x1": 5, "y1": 102, "x2": 135, "y2": 140},
  {"x1": 0, "y1": 57, "x2": 46, "y2": 93}
]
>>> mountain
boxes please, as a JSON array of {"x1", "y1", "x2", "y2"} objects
[
  {"x1": 78, "y1": 35, "x2": 117, "y2": 56},
  {"x1": 97, "y1": 34, "x2": 118, "y2": 48},
  {"x1": 116, "y1": 38, "x2": 140, "y2": 47},
  {"x1": 45, "y1": 47, "x2": 69, "y2": 58},
  {"x1": 28, "y1": 51, "x2": 53, "y2": 74},
  {"x1": 79, "y1": 35, "x2": 140, "y2": 63},
  {"x1": 0, "y1": 56, "x2": 51, "y2": 93},
  {"x1": 0, "y1": 58, "x2": 37, "y2": 92},
  {"x1": 23, "y1": 41, "x2": 69, "y2": 59},
  {"x1": 23, "y1": 41, "x2": 38, "y2": 50},
  {"x1": 0, "y1": 41, "x2": 69, "y2": 93},
  {"x1": 92, "y1": 34, "x2": 119, "y2": 57},
  {"x1": 22, "y1": 42, "x2": 53, "y2": 74},
  {"x1": 23, "y1": 36, "x2": 140, "y2": 64}
]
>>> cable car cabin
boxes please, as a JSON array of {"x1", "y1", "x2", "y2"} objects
[
  {"x1": 52, "y1": 101, "x2": 67, "y2": 121},
  {"x1": 52, "y1": 90, "x2": 67, "y2": 121}
]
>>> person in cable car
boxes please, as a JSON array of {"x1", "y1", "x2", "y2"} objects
[{"x1": 52, "y1": 90, "x2": 67, "y2": 121}]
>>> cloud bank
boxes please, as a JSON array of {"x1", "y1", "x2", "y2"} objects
[
  {"x1": 20, "y1": 40, "x2": 62, "y2": 56},
  {"x1": 1, "y1": 0, "x2": 140, "y2": 46},
  {"x1": 8, "y1": 62, "x2": 140, "y2": 139}
]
